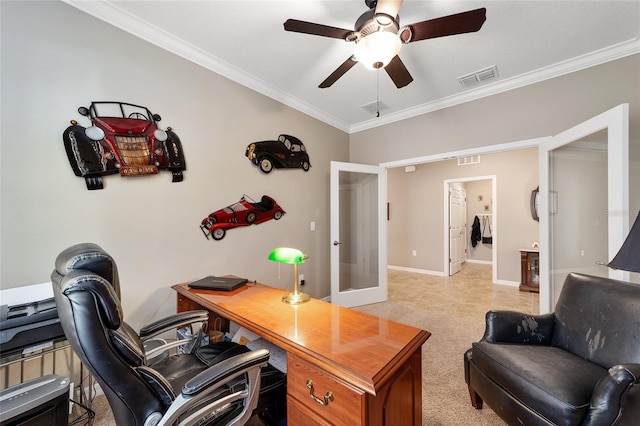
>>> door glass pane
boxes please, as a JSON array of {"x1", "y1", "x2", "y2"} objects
[
  {"x1": 339, "y1": 170, "x2": 379, "y2": 292},
  {"x1": 549, "y1": 135, "x2": 608, "y2": 302}
]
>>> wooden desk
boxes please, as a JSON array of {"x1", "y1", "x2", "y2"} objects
[{"x1": 173, "y1": 282, "x2": 431, "y2": 426}]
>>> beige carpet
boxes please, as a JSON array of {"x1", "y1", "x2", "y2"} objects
[
  {"x1": 355, "y1": 301, "x2": 501, "y2": 425},
  {"x1": 91, "y1": 264, "x2": 538, "y2": 425}
]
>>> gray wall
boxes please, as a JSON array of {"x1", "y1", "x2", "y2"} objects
[
  {"x1": 352, "y1": 54, "x2": 639, "y2": 284},
  {"x1": 0, "y1": 1, "x2": 349, "y2": 329},
  {"x1": 387, "y1": 148, "x2": 538, "y2": 283},
  {"x1": 349, "y1": 54, "x2": 640, "y2": 165}
]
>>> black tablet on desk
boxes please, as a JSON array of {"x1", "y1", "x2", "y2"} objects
[{"x1": 188, "y1": 276, "x2": 248, "y2": 291}]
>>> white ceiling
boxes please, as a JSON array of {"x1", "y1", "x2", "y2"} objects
[{"x1": 64, "y1": 0, "x2": 640, "y2": 133}]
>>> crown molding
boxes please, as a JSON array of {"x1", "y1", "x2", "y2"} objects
[
  {"x1": 62, "y1": 0, "x2": 351, "y2": 133},
  {"x1": 63, "y1": 1, "x2": 639, "y2": 135},
  {"x1": 350, "y1": 37, "x2": 640, "y2": 133}
]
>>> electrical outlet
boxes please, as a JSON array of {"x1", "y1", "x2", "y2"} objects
[
  {"x1": 299, "y1": 274, "x2": 305, "y2": 286},
  {"x1": 412, "y1": 250, "x2": 417, "y2": 257}
]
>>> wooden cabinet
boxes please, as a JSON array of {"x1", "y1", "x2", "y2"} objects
[{"x1": 519, "y1": 249, "x2": 540, "y2": 293}]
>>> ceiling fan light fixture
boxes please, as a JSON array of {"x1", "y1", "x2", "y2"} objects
[
  {"x1": 354, "y1": 31, "x2": 401, "y2": 70},
  {"x1": 374, "y1": 13, "x2": 395, "y2": 27}
]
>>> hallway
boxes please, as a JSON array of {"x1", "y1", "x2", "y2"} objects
[{"x1": 388, "y1": 262, "x2": 539, "y2": 323}]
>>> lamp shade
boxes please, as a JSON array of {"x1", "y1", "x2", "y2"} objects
[
  {"x1": 608, "y1": 214, "x2": 640, "y2": 273},
  {"x1": 268, "y1": 247, "x2": 307, "y2": 264},
  {"x1": 268, "y1": 247, "x2": 310, "y2": 304},
  {"x1": 353, "y1": 31, "x2": 401, "y2": 70}
]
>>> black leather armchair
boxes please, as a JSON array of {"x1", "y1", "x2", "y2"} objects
[
  {"x1": 464, "y1": 273, "x2": 640, "y2": 425},
  {"x1": 51, "y1": 243, "x2": 285, "y2": 426}
]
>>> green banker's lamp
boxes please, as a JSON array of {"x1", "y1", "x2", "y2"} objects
[{"x1": 268, "y1": 247, "x2": 310, "y2": 304}]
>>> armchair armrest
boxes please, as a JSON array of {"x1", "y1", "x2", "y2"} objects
[
  {"x1": 482, "y1": 311, "x2": 555, "y2": 344},
  {"x1": 583, "y1": 363, "x2": 640, "y2": 426},
  {"x1": 140, "y1": 310, "x2": 210, "y2": 360},
  {"x1": 157, "y1": 349, "x2": 270, "y2": 426},
  {"x1": 139, "y1": 310, "x2": 209, "y2": 340}
]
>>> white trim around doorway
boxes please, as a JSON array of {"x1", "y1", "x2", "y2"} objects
[
  {"x1": 380, "y1": 137, "x2": 547, "y2": 285},
  {"x1": 444, "y1": 175, "x2": 498, "y2": 284}
]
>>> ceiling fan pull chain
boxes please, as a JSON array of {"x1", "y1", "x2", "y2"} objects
[{"x1": 376, "y1": 69, "x2": 380, "y2": 118}]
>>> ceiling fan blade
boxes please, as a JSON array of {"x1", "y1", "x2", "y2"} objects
[
  {"x1": 405, "y1": 8, "x2": 486, "y2": 43},
  {"x1": 384, "y1": 55, "x2": 413, "y2": 88},
  {"x1": 319, "y1": 56, "x2": 359, "y2": 88},
  {"x1": 284, "y1": 19, "x2": 353, "y2": 40},
  {"x1": 374, "y1": 0, "x2": 403, "y2": 20}
]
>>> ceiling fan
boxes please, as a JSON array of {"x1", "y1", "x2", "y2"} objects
[{"x1": 284, "y1": 0, "x2": 486, "y2": 89}]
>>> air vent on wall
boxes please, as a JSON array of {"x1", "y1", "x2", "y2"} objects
[
  {"x1": 458, "y1": 65, "x2": 498, "y2": 88},
  {"x1": 458, "y1": 155, "x2": 481, "y2": 166}
]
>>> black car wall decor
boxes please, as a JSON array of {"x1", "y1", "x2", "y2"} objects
[
  {"x1": 62, "y1": 101, "x2": 186, "y2": 190},
  {"x1": 245, "y1": 134, "x2": 310, "y2": 173}
]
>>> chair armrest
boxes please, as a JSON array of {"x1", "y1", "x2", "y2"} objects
[
  {"x1": 139, "y1": 310, "x2": 209, "y2": 340},
  {"x1": 157, "y1": 349, "x2": 270, "y2": 426},
  {"x1": 182, "y1": 348, "x2": 270, "y2": 396},
  {"x1": 583, "y1": 364, "x2": 640, "y2": 426},
  {"x1": 482, "y1": 311, "x2": 555, "y2": 344}
]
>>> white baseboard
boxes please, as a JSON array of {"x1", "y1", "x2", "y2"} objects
[
  {"x1": 465, "y1": 259, "x2": 493, "y2": 265},
  {"x1": 387, "y1": 265, "x2": 446, "y2": 276},
  {"x1": 494, "y1": 279, "x2": 520, "y2": 287}
]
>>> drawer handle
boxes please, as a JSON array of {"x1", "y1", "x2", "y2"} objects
[{"x1": 306, "y1": 380, "x2": 334, "y2": 406}]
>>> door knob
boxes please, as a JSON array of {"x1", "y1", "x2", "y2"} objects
[{"x1": 333, "y1": 241, "x2": 342, "y2": 246}]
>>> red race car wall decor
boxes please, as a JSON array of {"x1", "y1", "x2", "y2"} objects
[
  {"x1": 200, "y1": 195, "x2": 285, "y2": 241},
  {"x1": 245, "y1": 134, "x2": 310, "y2": 174},
  {"x1": 62, "y1": 101, "x2": 186, "y2": 190}
]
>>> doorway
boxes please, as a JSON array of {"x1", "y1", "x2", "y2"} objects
[{"x1": 445, "y1": 176, "x2": 497, "y2": 282}]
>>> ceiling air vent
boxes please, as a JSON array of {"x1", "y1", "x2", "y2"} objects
[
  {"x1": 361, "y1": 100, "x2": 390, "y2": 115},
  {"x1": 458, "y1": 65, "x2": 498, "y2": 88}
]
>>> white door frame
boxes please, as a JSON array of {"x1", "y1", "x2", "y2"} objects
[
  {"x1": 539, "y1": 104, "x2": 629, "y2": 313},
  {"x1": 443, "y1": 176, "x2": 497, "y2": 283},
  {"x1": 379, "y1": 107, "x2": 627, "y2": 315},
  {"x1": 330, "y1": 161, "x2": 387, "y2": 307},
  {"x1": 382, "y1": 139, "x2": 539, "y2": 286}
]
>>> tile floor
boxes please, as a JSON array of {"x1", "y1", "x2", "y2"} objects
[{"x1": 387, "y1": 262, "x2": 539, "y2": 320}]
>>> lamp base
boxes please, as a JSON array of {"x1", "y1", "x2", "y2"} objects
[{"x1": 282, "y1": 291, "x2": 310, "y2": 305}]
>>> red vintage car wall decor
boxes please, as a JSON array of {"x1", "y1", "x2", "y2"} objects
[
  {"x1": 62, "y1": 101, "x2": 186, "y2": 190},
  {"x1": 200, "y1": 195, "x2": 285, "y2": 241}
]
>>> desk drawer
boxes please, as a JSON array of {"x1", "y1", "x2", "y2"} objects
[{"x1": 287, "y1": 353, "x2": 364, "y2": 425}]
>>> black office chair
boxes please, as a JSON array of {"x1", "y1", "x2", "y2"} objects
[{"x1": 51, "y1": 243, "x2": 285, "y2": 426}]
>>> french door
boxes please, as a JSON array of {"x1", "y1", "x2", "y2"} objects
[
  {"x1": 539, "y1": 104, "x2": 629, "y2": 313},
  {"x1": 330, "y1": 161, "x2": 387, "y2": 307}
]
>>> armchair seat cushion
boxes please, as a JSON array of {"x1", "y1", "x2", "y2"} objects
[
  {"x1": 473, "y1": 342, "x2": 607, "y2": 425},
  {"x1": 148, "y1": 352, "x2": 211, "y2": 393},
  {"x1": 473, "y1": 342, "x2": 607, "y2": 424},
  {"x1": 466, "y1": 273, "x2": 640, "y2": 425},
  {"x1": 150, "y1": 342, "x2": 254, "y2": 392}
]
